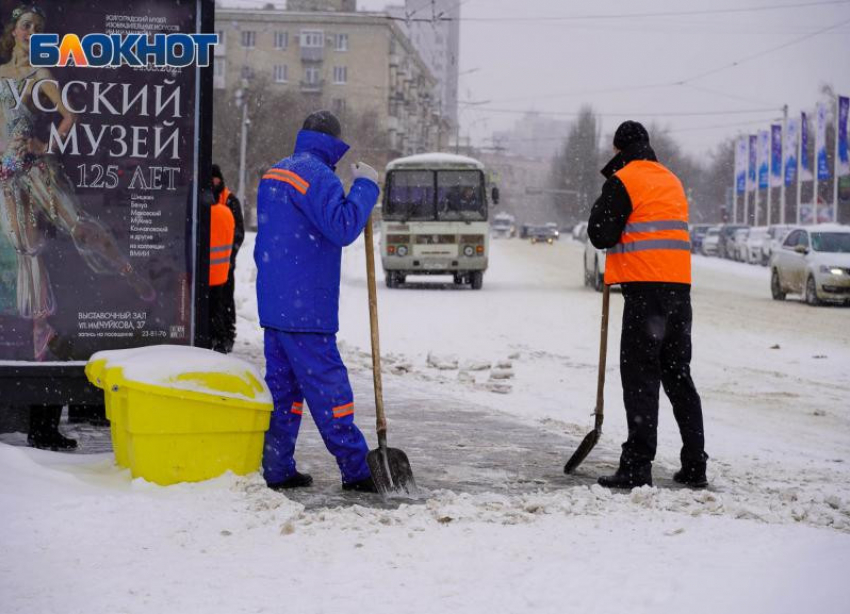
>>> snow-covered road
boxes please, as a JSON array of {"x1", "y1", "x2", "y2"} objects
[{"x1": 2, "y1": 234, "x2": 849, "y2": 614}]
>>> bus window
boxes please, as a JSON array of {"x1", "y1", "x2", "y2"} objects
[
  {"x1": 436, "y1": 171, "x2": 486, "y2": 221},
  {"x1": 386, "y1": 170, "x2": 435, "y2": 221}
]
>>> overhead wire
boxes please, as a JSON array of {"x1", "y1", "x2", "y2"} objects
[{"x1": 385, "y1": 0, "x2": 850, "y2": 24}]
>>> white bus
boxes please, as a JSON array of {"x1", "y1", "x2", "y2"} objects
[{"x1": 379, "y1": 153, "x2": 499, "y2": 290}]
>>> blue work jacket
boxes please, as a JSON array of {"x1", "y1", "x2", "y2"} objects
[{"x1": 254, "y1": 130, "x2": 379, "y2": 333}]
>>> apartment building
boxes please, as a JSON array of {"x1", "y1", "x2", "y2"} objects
[
  {"x1": 214, "y1": 3, "x2": 447, "y2": 157},
  {"x1": 387, "y1": 0, "x2": 461, "y2": 128}
]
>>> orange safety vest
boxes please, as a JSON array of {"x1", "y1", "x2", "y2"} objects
[
  {"x1": 210, "y1": 187, "x2": 236, "y2": 286},
  {"x1": 604, "y1": 160, "x2": 691, "y2": 285}
]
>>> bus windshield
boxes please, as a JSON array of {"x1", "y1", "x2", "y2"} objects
[
  {"x1": 385, "y1": 169, "x2": 486, "y2": 222},
  {"x1": 385, "y1": 170, "x2": 436, "y2": 221},
  {"x1": 436, "y1": 171, "x2": 486, "y2": 221}
]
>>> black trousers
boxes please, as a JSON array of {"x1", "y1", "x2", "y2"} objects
[
  {"x1": 209, "y1": 282, "x2": 233, "y2": 353},
  {"x1": 619, "y1": 285, "x2": 706, "y2": 469}
]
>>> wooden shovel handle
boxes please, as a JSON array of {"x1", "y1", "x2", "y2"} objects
[
  {"x1": 594, "y1": 283, "x2": 610, "y2": 431},
  {"x1": 363, "y1": 216, "x2": 387, "y2": 438}
]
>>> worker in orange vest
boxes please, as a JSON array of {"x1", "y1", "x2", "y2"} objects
[
  {"x1": 588, "y1": 121, "x2": 708, "y2": 490},
  {"x1": 211, "y1": 165, "x2": 245, "y2": 352},
  {"x1": 209, "y1": 170, "x2": 237, "y2": 353}
]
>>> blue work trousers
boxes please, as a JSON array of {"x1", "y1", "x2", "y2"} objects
[{"x1": 262, "y1": 328, "x2": 371, "y2": 485}]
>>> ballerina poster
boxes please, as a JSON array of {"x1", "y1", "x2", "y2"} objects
[{"x1": 0, "y1": 1, "x2": 207, "y2": 362}]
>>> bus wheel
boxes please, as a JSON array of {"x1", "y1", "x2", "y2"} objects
[
  {"x1": 453, "y1": 273, "x2": 464, "y2": 285},
  {"x1": 385, "y1": 271, "x2": 399, "y2": 289},
  {"x1": 470, "y1": 271, "x2": 484, "y2": 290}
]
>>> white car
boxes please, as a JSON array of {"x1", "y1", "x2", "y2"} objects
[
  {"x1": 743, "y1": 226, "x2": 768, "y2": 265},
  {"x1": 770, "y1": 224, "x2": 850, "y2": 305},
  {"x1": 572, "y1": 222, "x2": 587, "y2": 241},
  {"x1": 762, "y1": 224, "x2": 793, "y2": 265},
  {"x1": 701, "y1": 226, "x2": 720, "y2": 256},
  {"x1": 731, "y1": 228, "x2": 750, "y2": 262},
  {"x1": 583, "y1": 234, "x2": 606, "y2": 291}
]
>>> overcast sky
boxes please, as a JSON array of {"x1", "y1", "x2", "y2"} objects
[{"x1": 227, "y1": 0, "x2": 850, "y2": 157}]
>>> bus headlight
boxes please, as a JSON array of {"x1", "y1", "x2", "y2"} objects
[
  {"x1": 396, "y1": 245, "x2": 409, "y2": 257},
  {"x1": 463, "y1": 245, "x2": 475, "y2": 257}
]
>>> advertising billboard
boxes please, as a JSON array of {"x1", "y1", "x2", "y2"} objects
[{"x1": 0, "y1": 1, "x2": 213, "y2": 402}]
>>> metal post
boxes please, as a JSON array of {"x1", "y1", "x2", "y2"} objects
[
  {"x1": 796, "y1": 112, "x2": 803, "y2": 225},
  {"x1": 780, "y1": 105, "x2": 788, "y2": 224},
  {"x1": 833, "y1": 94, "x2": 840, "y2": 217},
  {"x1": 237, "y1": 100, "x2": 248, "y2": 205}
]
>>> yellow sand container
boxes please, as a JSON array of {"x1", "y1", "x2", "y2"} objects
[{"x1": 85, "y1": 346, "x2": 272, "y2": 486}]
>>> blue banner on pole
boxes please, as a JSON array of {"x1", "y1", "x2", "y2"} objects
[
  {"x1": 800, "y1": 112, "x2": 812, "y2": 181},
  {"x1": 770, "y1": 125, "x2": 782, "y2": 187},
  {"x1": 816, "y1": 102, "x2": 829, "y2": 181},
  {"x1": 785, "y1": 118, "x2": 798, "y2": 186},
  {"x1": 748, "y1": 134, "x2": 757, "y2": 190},
  {"x1": 758, "y1": 130, "x2": 770, "y2": 190},
  {"x1": 839, "y1": 96, "x2": 849, "y2": 177},
  {"x1": 735, "y1": 137, "x2": 748, "y2": 194}
]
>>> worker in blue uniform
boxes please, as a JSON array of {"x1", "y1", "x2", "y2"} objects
[{"x1": 255, "y1": 111, "x2": 380, "y2": 492}]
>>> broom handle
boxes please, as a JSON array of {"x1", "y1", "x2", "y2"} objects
[
  {"x1": 594, "y1": 283, "x2": 610, "y2": 431},
  {"x1": 364, "y1": 216, "x2": 388, "y2": 447}
]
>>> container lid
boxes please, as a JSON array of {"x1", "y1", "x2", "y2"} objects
[{"x1": 86, "y1": 346, "x2": 272, "y2": 407}]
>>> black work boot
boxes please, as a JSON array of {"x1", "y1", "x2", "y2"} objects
[
  {"x1": 674, "y1": 452, "x2": 708, "y2": 488},
  {"x1": 268, "y1": 471, "x2": 313, "y2": 490},
  {"x1": 28, "y1": 405, "x2": 78, "y2": 451},
  {"x1": 342, "y1": 476, "x2": 378, "y2": 493},
  {"x1": 597, "y1": 465, "x2": 652, "y2": 489}
]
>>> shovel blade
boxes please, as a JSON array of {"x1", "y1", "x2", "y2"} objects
[
  {"x1": 564, "y1": 428, "x2": 600, "y2": 474},
  {"x1": 367, "y1": 446, "x2": 416, "y2": 496}
]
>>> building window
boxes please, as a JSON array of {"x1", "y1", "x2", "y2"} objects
[
  {"x1": 304, "y1": 66, "x2": 321, "y2": 85},
  {"x1": 335, "y1": 33, "x2": 348, "y2": 51},
  {"x1": 274, "y1": 31, "x2": 288, "y2": 50},
  {"x1": 333, "y1": 66, "x2": 347, "y2": 84},
  {"x1": 240, "y1": 30, "x2": 256, "y2": 48},
  {"x1": 241, "y1": 65, "x2": 254, "y2": 80},
  {"x1": 273, "y1": 64, "x2": 288, "y2": 83},
  {"x1": 217, "y1": 29, "x2": 226, "y2": 46},
  {"x1": 214, "y1": 59, "x2": 225, "y2": 77},
  {"x1": 301, "y1": 30, "x2": 324, "y2": 48},
  {"x1": 332, "y1": 98, "x2": 347, "y2": 115}
]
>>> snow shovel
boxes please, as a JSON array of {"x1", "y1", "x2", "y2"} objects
[
  {"x1": 363, "y1": 216, "x2": 416, "y2": 495},
  {"x1": 564, "y1": 282, "x2": 610, "y2": 474}
]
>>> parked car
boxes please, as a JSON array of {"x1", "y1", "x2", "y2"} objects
[
  {"x1": 731, "y1": 228, "x2": 750, "y2": 261},
  {"x1": 718, "y1": 224, "x2": 749, "y2": 259},
  {"x1": 701, "y1": 226, "x2": 721, "y2": 256},
  {"x1": 762, "y1": 224, "x2": 793, "y2": 265},
  {"x1": 545, "y1": 222, "x2": 560, "y2": 240},
  {"x1": 572, "y1": 222, "x2": 588, "y2": 241},
  {"x1": 491, "y1": 213, "x2": 516, "y2": 238},
  {"x1": 770, "y1": 224, "x2": 850, "y2": 305},
  {"x1": 527, "y1": 225, "x2": 558, "y2": 244},
  {"x1": 583, "y1": 237, "x2": 605, "y2": 291},
  {"x1": 743, "y1": 226, "x2": 769, "y2": 265},
  {"x1": 689, "y1": 224, "x2": 713, "y2": 254}
]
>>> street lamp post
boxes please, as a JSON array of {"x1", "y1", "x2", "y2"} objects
[{"x1": 234, "y1": 81, "x2": 250, "y2": 206}]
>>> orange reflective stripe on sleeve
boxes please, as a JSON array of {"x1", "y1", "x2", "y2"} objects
[
  {"x1": 332, "y1": 402, "x2": 354, "y2": 419},
  {"x1": 262, "y1": 168, "x2": 310, "y2": 195},
  {"x1": 291, "y1": 402, "x2": 304, "y2": 415}
]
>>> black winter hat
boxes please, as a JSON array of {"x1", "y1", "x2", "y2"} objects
[
  {"x1": 303, "y1": 110, "x2": 342, "y2": 139},
  {"x1": 613, "y1": 121, "x2": 650, "y2": 151},
  {"x1": 211, "y1": 164, "x2": 223, "y2": 181}
]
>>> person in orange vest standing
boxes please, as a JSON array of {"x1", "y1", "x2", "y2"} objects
[
  {"x1": 211, "y1": 165, "x2": 245, "y2": 352},
  {"x1": 208, "y1": 173, "x2": 236, "y2": 354},
  {"x1": 588, "y1": 121, "x2": 708, "y2": 489}
]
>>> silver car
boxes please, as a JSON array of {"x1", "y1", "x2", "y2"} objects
[
  {"x1": 770, "y1": 224, "x2": 850, "y2": 305},
  {"x1": 701, "y1": 226, "x2": 721, "y2": 257}
]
